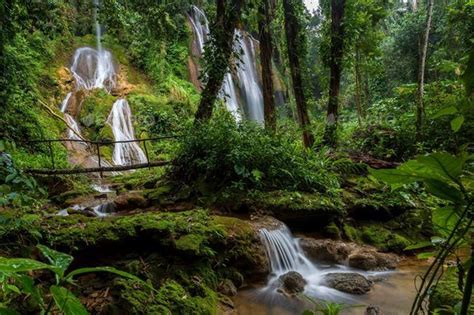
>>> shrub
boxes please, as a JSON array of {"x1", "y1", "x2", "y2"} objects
[{"x1": 171, "y1": 113, "x2": 340, "y2": 193}]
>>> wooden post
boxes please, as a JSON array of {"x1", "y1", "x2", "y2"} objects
[
  {"x1": 96, "y1": 143, "x2": 103, "y2": 178},
  {"x1": 143, "y1": 140, "x2": 151, "y2": 169},
  {"x1": 48, "y1": 141, "x2": 55, "y2": 169}
]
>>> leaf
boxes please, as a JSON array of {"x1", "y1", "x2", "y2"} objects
[
  {"x1": 15, "y1": 274, "x2": 43, "y2": 306},
  {"x1": 450, "y1": 116, "x2": 464, "y2": 132},
  {"x1": 0, "y1": 258, "x2": 52, "y2": 273},
  {"x1": 0, "y1": 307, "x2": 20, "y2": 315},
  {"x1": 37, "y1": 245, "x2": 73, "y2": 278},
  {"x1": 462, "y1": 48, "x2": 474, "y2": 95},
  {"x1": 50, "y1": 286, "x2": 88, "y2": 315},
  {"x1": 65, "y1": 267, "x2": 145, "y2": 285},
  {"x1": 424, "y1": 179, "x2": 463, "y2": 202},
  {"x1": 431, "y1": 106, "x2": 458, "y2": 119},
  {"x1": 417, "y1": 252, "x2": 437, "y2": 259},
  {"x1": 432, "y1": 207, "x2": 459, "y2": 237},
  {"x1": 404, "y1": 241, "x2": 433, "y2": 250}
]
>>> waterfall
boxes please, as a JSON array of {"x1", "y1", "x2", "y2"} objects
[
  {"x1": 59, "y1": 92, "x2": 84, "y2": 141},
  {"x1": 60, "y1": 92, "x2": 72, "y2": 113},
  {"x1": 235, "y1": 31, "x2": 264, "y2": 123},
  {"x1": 70, "y1": 47, "x2": 116, "y2": 92},
  {"x1": 188, "y1": 6, "x2": 243, "y2": 121},
  {"x1": 259, "y1": 225, "x2": 317, "y2": 277},
  {"x1": 107, "y1": 99, "x2": 147, "y2": 166}
]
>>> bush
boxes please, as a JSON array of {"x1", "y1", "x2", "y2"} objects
[{"x1": 171, "y1": 113, "x2": 340, "y2": 193}]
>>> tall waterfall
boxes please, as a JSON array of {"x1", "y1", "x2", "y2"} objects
[
  {"x1": 107, "y1": 99, "x2": 147, "y2": 166},
  {"x1": 70, "y1": 47, "x2": 116, "y2": 92},
  {"x1": 259, "y1": 225, "x2": 317, "y2": 278},
  {"x1": 235, "y1": 31, "x2": 264, "y2": 123}
]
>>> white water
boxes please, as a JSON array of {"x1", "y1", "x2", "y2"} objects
[
  {"x1": 235, "y1": 31, "x2": 264, "y2": 123},
  {"x1": 107, "y1": 99, "x2": 147, "y2": 166},
  {"x1": 70, "y1": 47, "x2": 116, "y2": 92},
  {"x1": 60, "y1": 92, "x2": 72, "y2": 112},
  {"x1": 188, "y1": 6, "x2": 245, "y2": 121}
]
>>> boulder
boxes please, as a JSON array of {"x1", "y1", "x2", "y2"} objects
[
  {"x1": 113, "y1": 192, "x2": 148, "y2": 211},
  {"x1": 278, "y1": 271, "x2": 307, "y2": 295},
  {"x1": 299, "y1": 238, "x2": 353, "y2": 263},
  {"x1": 323, "y1": 272, "x2": 372, "y2": 295},
  {"x1": 348, "y1": 250, "x2": 398, "y2": 271}
]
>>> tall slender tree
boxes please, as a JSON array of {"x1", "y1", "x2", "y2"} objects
[
  {"x1": 415, "y1": 0, "x2": 434, "y2": 141},
  {"x1": 283, "y1": 0, "x2": 314, "y2": 148},
  {"x1": 323, "y1": 0, "x2": 345, "y2": 147},
  {"x1": 259, "y1": 0, "x2": 276, "y2": 131},
  {"x1": 194, "y1": 0, "x2": 244, "y2": 122}
]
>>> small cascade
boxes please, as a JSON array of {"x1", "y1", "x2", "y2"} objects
[
  {"x1": 60, "y1": 92, "x2": 72, "y2": 112},
  {"x1": 189, "y1": 6, "x2": 209, "y2": 53},
  {"x1": 107, "y1": 99, "x2": 147, "y2": 166},
  {"x1": 259, "y1": 225, "x2": 317, "y2": 278},
  {"x1": 59, "y1": 92, "x2": 85, "y2": 142},
  {"x1": 235, "y1": 31, "x2": 264, "y2": 123},
  {"x1": 70, "y1": 47, "x2": 116, "y2": 92}
]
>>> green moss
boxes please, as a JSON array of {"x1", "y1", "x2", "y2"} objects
[
  {"x1": 430, "y1": 268, "x2": 474, "y2": 314},
  {"x1": 324, "y1": 222, "x2": 341, "y2": 239},
  {"x1": 343, "y1": 223, "x2": 411, "y2": 253},
  {"x1": 175, "y1": 234, "x2": 207, "y2": 255}
]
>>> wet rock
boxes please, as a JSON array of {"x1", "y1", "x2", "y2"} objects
[
  {"x1": 348, "y1": 250, "x2": 398, "y2": 271},
  {"x1": 365, "y1": 305, "x2": 384, "y2": 315},
  {"x1": 113, "y1": 192, "x2": 148, "y2": 211},
  {"x1": 278, "y1": 271, "x2": 307, "y2": 295},
  {"x1": 323, "y1": 272, "x2": 372, "y2": 295},
  {"x1": 299, "y1": 238, "x2": 353, "y2": 263},
  {"x1": 218, "y1": 279, "x2": 237, "y2": 296}
]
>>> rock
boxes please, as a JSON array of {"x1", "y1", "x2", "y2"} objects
[
  {"x1": 299, "y1": 238, "x2": 353, "y2": 263},
  {"x1": 365, "y1": 305, "x2": 383, "y2": 315},
  {"x1": 113, "y1": 192, "x2": 148, "y2": 211},
  {"x1": 348, "y1": 250, "x2": 398, "y2": 271},
  {"x1": 323, "y1": 273, "x2": 372, "y2": 295},
  {"x1": 218, "y1": 279, "x2": 237, "y2": 296},
  {"x1": 278, "y1": 271, "x2": 307, "y2": 295}
]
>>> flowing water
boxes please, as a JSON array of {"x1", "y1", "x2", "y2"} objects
[
  {"x1": 243, "y1": 224, "x2": 420, "y2": 314},
  {"x1": 70, "y1": 47, "x2": 116, "y2": 92},
  {"x1": 188, "y1": 6, "x2": 266, "y2": 122},
  {"x1": 107, "y1": 99, "x2": 147, "y2": 166}
]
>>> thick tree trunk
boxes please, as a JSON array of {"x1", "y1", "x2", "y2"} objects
[
  {"x1": 259, "y1": 0, "x2": 276, "y2": 131},
  {"x1": 323, "y1": 0, "x2": 345, "y2": 147},
  {"x1": 283, "y1": 0, "x2": 314, "y2": 148},
  {"x1": 415, "y1": 0, "x2": 434, "y2": 141},
  {"x1": 194, "y1": 0, "x2": 244, "y2": 123}
]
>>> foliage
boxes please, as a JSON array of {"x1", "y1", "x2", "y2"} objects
[
  {"x1": 0, "y1": 245, "x2": 146, "y2": 315},
  {"x1": 171, "y1": 113, "x2": 340, "y2": 193}
]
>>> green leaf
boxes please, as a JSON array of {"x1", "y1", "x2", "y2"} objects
[
  {"x1": 432, "y1": 207, "x2": 459, "y2": 237},
  {"x1": 50, "y1": 285, "x2": 88, "y2": 315},
  {"x1": 450, "y1": 116, "x2": 464, "y2": 132},
  {"x1": 0, "y1": 307, "x2": 20, "y2": 315},
  {"x1": 462, "y1": 49, "x2": 474, "y2": 95},
  {"x1": 404, "y1": 241, "x2": 433, "y2": 250},
  {"x1": 37, "y1": 245, "x2": 73, "y2": 278},
  {"x1": 424, "y1": 179, "x2": 463, "y2": 202},
  {"x1": 0, "y1": 258, "x2": 52, "y2": 273},
  {"x1": 431, "y1": 106, "x2": 458, "y2": 119},
  {"x1": 417, "y1": 252, "x2": 437, "y2": 259},
  {"x1": 15, "y1": 274, "x2": 43, "y2": 306},
  {"x1": 65, "y1": 267, "x2": 144, "y2": 285}
]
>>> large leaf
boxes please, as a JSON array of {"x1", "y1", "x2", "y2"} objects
[
  {"x1": 450, "y1": 116, "x2": 464, "y2": 132},
  {"x1": 432, "y1": 207, "x2": 460, "y2": 237},
  {"x1": 15, "y1": 274, "x2": 44, "y2": 306},
  {"x1": 37, "y1": 245, "x2": 73, "y2": 278},
  {"x1": 50, "y1": 285, "x2": 88, "y2": 315},
  {"x1": 0, "y1": 258, "x2": 52, "y2": 273},
  {"x1": 416, "y1": 153, "x2": 466, "y2": 181},
  {"x1": 404, "y1": 241, "x2": 433, "y2": 251},
  {"x1": 0, "y1": 307, "x2": 20, "y2": 315},
  {"x1": 431, "y1": 106, "x2": 458, "y2": 119},
  {"x1": 424, "y1": 179, "x2": 464, "y2": 203}
]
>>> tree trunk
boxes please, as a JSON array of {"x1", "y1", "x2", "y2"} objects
[
  {"x1": 354, "y1": 47, "x2": 363, "y2": 126},
  {"x1": 259, "y1": 0, "x2": 276, "y2": 131},
  {"x1": 323, "y1": 0, "x2": 345, "y2": 147},
  {"x1": 194, "y1": 0, "x2": 244, "y2": 123},
  {"x1": 415, "y1": 0, "x2": 434, "y2": 141},
  {"x1": 283, "y1": 0, "x2": 314, "y2": 148}
]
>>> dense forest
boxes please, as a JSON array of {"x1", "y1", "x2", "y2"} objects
[{"x1": 0, "y1": 0, "x2": 473, "y2": 314}]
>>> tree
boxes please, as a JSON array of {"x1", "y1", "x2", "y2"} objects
[
  {"x1": 194, "y1": 0, "x2": 245, "y2": 122},
  {"x1": 283, "y1": 0, "x2": 314, "y2": 148},
  {"x1": 259, "y1": 0, "x2": 276, "y2": 131},
  {"x1": 323, "y1": 0, "x2": 345, "y2": 147},
  {"x1": 415, "y1": 0, "x2": 434, "y2": 141}
]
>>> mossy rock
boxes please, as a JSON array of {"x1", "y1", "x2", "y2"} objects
[{"x1": 343, "y1": 223, "x2": 411, "y2": 253}]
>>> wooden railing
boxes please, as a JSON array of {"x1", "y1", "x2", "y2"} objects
[{"x1": 23, "y1": 135, "x2": 178, "y2": 176}]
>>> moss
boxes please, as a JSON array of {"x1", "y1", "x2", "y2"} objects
[
  {"x1": 343, "y1": 223, "x2": 411, "y2": 253},
  {"x1": 175, "y1": 234, "x2": 208, "y2": 255},
  {"x1": 324, "y1": 222, "x2": 342, "y2": 239},
  {"x1": 430, "y1": 268, "x2": 474, "y2": 314}
]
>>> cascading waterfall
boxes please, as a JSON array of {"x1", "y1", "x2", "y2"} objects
[
  {"x1": 59, "y1": 92, "x2": 84, "y2": 141},
  {"x1": 107, "y1": 99, "x2": 147, "y2": 166},
  {"x1": 259, "y1": 225, "x2": 318, "y2": 279},
  {"x1": 234, "y1": 31, "x2": 264, "y2": 123},
  {"x1": 70, "y1": 47, "x2": 116, "y2": 92}
]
